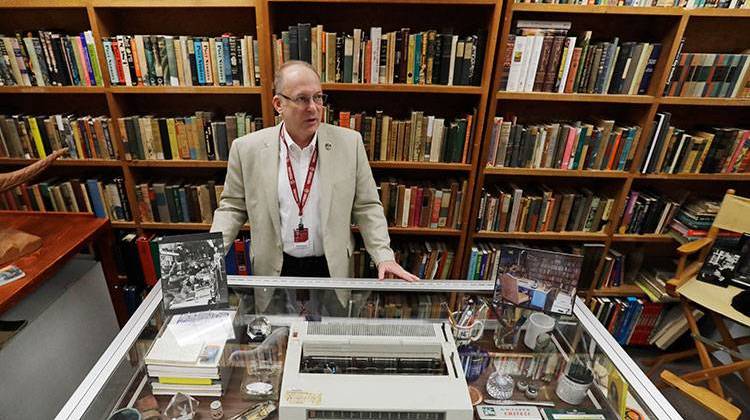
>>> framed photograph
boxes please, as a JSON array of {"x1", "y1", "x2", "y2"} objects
[
  {"x1": 158, "y1": 232, "x2": 229, "y2": 315},
  {"x1": 492, "y1": 245, "x2": 583, "y2": 316}
]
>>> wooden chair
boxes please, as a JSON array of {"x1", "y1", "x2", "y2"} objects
[{"x1": 646, "y1": 189, "x2": 750, "y2": 420}]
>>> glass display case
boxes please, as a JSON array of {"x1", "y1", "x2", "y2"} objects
[{"x1": 56, "y1": 277, "x2": 681, "y2": 420}]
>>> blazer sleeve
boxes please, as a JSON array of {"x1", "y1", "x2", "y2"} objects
[
  {"x1": 210, "y1": 140, "x2": 248, "y2": 252},
  {"x1": 351, "y1": 133, "x2": 395, "y2": 265}
]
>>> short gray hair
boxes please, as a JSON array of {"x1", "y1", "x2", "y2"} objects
[{"x1": 274, "y1": 60, "x2": 320, "y2": 94}]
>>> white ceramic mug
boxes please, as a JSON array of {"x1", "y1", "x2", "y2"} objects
[
  {"x1": 523, "y1": 312, "x2": 556, "y2": 349},
  {"x1": 450, "y1": 312, "x2": 485, "y2": 347}
]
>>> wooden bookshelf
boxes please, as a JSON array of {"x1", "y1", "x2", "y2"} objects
[
  {"x1": 2, "y1": 0, "x2": 748, "y2": 298},
  {"x1": 461, "y1": 0, "x2": 750, "y2": 298}
]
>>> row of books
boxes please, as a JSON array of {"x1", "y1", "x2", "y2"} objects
[
  {"x1": 119, "y1": 112, "x2": 263, "y2": 161},
  {"x1": 321, "y1": 109, "x2": 475, "y2": 164},
  {"x1": 0, "y1": 177, "x2": 131, "y2": 221},
  {"x1": 273, "y1": 24, "x2": 486, "y2": 86},
  {"x1": 664, "y1": 52, "x2": 750, "y2": 98},
  {"x1": 476, "y1": 184, "x2": 615, "y2": 233},
  {"x1": 135, "y1": 181, "x2": 224, "y2": 225},
  {"x1": 0, "y1": 114, "x2": 117, "y2": 160},
  {"x1": 0, "y1": 31, "x2": 103, "y2": 87},
  {"x1": 103, "y1": 35, "x2": 260, "y2": 87},
  {"x1": 641, "y1": 113, "x2": 750, "y2": 174},
  {"x1": 513, "y1": 0, "x2": 749, "y2": 8},
  {"x1": 378, "y1": 179, "x2": 468, "y2": 229},
  {"x1": 597, "y1": 249, "x2": 627, "y2": 289},
  {"x1": 617, "y1": 189, "x2": 684, "y2": 234},
  {"x1": 588, "y1": 297, "x2": 664, "y2": 346},
  {"x1": 500, "y1": 21, "x2": 661, "y2": 95},
  {"x1": 466, "y1": 241, "x2": 587, "y2": 282},
  {"x1": 486, "y1": 117, "x2": 642, "y2": 171},
  {"x1": 357, "y1": 293, "x2": 450, "y2": 319},
  {"x1": 352, "y1": 241, "x2": 456, "y2": 280}
]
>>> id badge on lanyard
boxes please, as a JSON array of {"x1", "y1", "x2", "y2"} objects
[{"x1": 282, "y1": 124, "x2": 317, "y2": 250}]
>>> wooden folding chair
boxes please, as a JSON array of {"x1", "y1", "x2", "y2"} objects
[{"x1": 642, "y1": 189, "x2": 750, "y2": 420}]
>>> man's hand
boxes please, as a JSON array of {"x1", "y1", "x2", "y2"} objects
[{"x1": 377, "y1": 260, "x2": 420, "y2": 282}]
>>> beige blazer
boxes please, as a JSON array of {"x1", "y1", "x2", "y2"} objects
[{"x1": 211, "y1": 122, "x2": 394, "y2": 310}]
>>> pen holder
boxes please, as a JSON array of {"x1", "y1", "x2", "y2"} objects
[{"x1": 449, "y1": 311, "x2": 485, "y2": 347}]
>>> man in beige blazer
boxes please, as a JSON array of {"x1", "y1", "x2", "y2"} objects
[{"x1": 211, "y1": 60, "x2": 417, "y2": 313}]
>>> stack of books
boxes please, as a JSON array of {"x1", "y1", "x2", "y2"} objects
[
  {"x1": 634, "y1": 267, "x2": 679, "y2": 303},
  {"x1": 667, "y1": 198, "x2": 742, "y2": 243},
  {"x1": 499, "y1": 21, "x2": 661, "y2": 95},
  {"x1": 145, "y1": 310, "x2": 236, "y2": 397},
  {"x1": 648, "y1": 305, "x2": 704, "y2": 350}
]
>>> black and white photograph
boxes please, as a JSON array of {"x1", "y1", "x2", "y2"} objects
[{"x1": 159, "y1": 232, "x2": 229, "y2": 315}]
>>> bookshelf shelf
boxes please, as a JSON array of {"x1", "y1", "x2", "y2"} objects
[
  {"x1": 1, "y1": 0, "x2": 85, "y2": 8},
  {"x1": 269, "y1": 0, "x2": 497, "y2": 4},
  {"x1": 687, "y1": 8, "x2": 750, "y2": 17},
  {"x1": 658, "y1": 97, "x2": 750, "y2": 106},
  {"x1": 495, "y1": 91, "x2": 655, "y2": 103},
  {"x1": 90, "y1": 0, "x2": 255, "y2": 7},
  {"x1": 111, "y1": 221, "x2": 137, "y2": 229},
  {"x1": 473, "y1": 231, "x2": 608, "y2": 241},
  {"x1": 637, "y1": 173, "x2": 750, "y2": 181},
  {"x1": 589, "y1": 284, "x2": 646, "y2": 297},
  {"x1": 107, "y1": 86, "x2": 263, "y2": 95},
  {"x1": 354, "y1": 226, "x2": 463, "y2": 237},
  {"x1": 483, "y1": 167, "x2": 628, "y2": 178},
  {"x1": 127, "y1": 160, "x2": 228, "y2": 168},
  {"x1": 611, "y1": 233, "x2": 674, "y2": 243},
  {"x1": 369, "y1": 162, "x2": 472, "y2": 171},
  {"x1": 510, "y1": 3, "x2": 684, "y2": 16},
  {"x1": 321, "y1": 83, "x2": 483, "y2": 95},
  {"x1": 0, "y1": 86, "x2": 106, "y2": 94},
  {"x1": 139, "y1": 222, "x2": 211, "y2": 230},
  {"x1": 0, "y1": 158, "x2": 122, "y2": 167}
]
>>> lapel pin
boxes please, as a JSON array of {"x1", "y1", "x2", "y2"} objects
[{"x1": 325, "y1": 142, "x2": 332, "y2": 151}]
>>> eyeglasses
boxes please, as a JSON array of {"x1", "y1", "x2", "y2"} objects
[{"x1": 278, "y1": 93, "x2": 328, "y2": 106}]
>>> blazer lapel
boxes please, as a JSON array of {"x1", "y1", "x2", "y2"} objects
[
  {"x1": 317, "y1": 124, "x2": 334, "y2": 236},
  {"x1": 261, "y1": 124, "x2": 282, "y2": 240}
]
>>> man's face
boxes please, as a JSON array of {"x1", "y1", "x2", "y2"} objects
[{"x1": 273, "y1": 66, "x2": 323, "y2": 142}]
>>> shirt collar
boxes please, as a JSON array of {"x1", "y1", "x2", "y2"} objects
[{"x1": 282, "y1": 124, "x2": 318, "y2": 155}]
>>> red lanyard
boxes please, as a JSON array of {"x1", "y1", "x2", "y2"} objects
[{"x1": 280, "y1": 124, "x2": 318, "y2": 223}]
